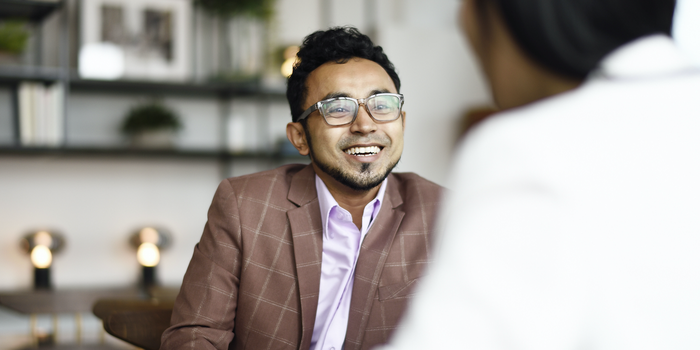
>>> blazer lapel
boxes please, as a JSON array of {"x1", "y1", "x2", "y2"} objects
[
  {"x1": 344, "y1": 174, "x2": 405, "y2": 350},
  {"x1": 286, "y1": 165, "x2": 323, "y2": 350}
]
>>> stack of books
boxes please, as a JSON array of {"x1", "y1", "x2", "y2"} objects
[{"x1": 18, "y1": 81, "x2": 64, "y2": 147}]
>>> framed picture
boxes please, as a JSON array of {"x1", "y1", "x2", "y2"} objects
[{"x1": 81, "y1": 0, "x2": 191, "y2": 81}]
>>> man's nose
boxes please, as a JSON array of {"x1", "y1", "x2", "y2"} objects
[{"x1": 349, "y1": 105, "x2": 378, "y2": 134}]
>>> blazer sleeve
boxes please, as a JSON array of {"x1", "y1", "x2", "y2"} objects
[{"x1": 161, "y1": 179, "x2": 243, "y2": 349}]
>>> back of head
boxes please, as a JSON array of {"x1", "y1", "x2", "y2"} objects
[
  {"x1": 286, "y1": 26, "x2": 401, "y2": 122},
  {"x1": 489, "y1": 0, "x2": 677, "y2": 79}
]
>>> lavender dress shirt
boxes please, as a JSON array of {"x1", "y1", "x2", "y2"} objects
[{"x1": 310, "y1": 175, "x2": 387, "y2": 350}]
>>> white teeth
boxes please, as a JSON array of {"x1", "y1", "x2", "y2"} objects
[{"x1": 345, "y1": 146, "x2": 381, "y2": 156}]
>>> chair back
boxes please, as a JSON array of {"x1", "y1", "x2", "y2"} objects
[{"x1": 93, "y1": 299, "x2": 174, "y2": 350}]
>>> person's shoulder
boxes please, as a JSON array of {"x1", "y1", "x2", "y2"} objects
[
  {"x1": 457, "y1": 87, "x2": 591, "y2": 162},
  {"x1": 221, "y1": 163, "x2": 308, "y2": 194}
]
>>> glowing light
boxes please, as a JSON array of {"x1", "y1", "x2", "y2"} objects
[
  {"x1": 139, "y1": 227, "x2": 159, "y2": 245},
  {"x1": 283, "y1": 45, "x2": 300, "y2": 59},
  {"x1": 280, "y1": 45, "x2": 300, "y2": 78},
  {"x1": 281, "y1": 57, "x2": 296, "y2": 77},
  {"x1": 30, "y1": 246, "x2": 52, "y2": 268},
  {"x1": 34, "y1": 231, "x2": 53, "y2": 247},
  {"x1": 137, "y1": 242, "x2": 160, "y2": 267}
]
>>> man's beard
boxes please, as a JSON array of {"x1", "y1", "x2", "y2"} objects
[{"x1": 306, "y1": 130, "x2": 399, "y2": 192}]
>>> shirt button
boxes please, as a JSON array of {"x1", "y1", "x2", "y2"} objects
[{"x1": 330, "y1": 348, "x2": 335, "y2": 350}]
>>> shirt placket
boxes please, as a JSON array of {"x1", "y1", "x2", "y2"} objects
[
  {"x1": 320, "y1": 201, "x2": 378, "y2": 350},
  {"x1": 319, "y1": 207, "x2": 361, "y2": 350}
]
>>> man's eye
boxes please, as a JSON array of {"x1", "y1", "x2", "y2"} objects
[
  {"x1": 324, "y1": 101, "x2": 354, "y2": 115},
  {"x1": 370, "y1": 102, "x2": 396, "y2": 113}
]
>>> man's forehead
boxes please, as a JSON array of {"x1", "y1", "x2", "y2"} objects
[{"x1": 305, "y1": 58, "x2": 397, "y2": 100}]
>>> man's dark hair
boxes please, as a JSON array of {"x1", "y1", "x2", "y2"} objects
[
  {"x1": 478, "y1": 0, "x2": 676, "y2": 79},
  {"x1": 286, "y1": 26, "x2": 401, "y2": 122}
]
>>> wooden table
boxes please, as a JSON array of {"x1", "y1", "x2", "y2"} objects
[
  {"x1": 0, "y1": 288, "x2": 145, "y2": 314},
  {"x1": 0, "y1": 286, "x2": 179, "y2": 348}
]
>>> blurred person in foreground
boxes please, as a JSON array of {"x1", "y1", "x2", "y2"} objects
[
  {"x1": 378, "y1": 0, "x2": 700, "y2": 349},
  {"x1": 161, "y1": 27, "x2": 442, "y2": 350}
]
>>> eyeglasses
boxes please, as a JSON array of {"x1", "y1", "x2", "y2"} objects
[{"x1": 297, "y1": 93, "x2": 404, "y2": 126}]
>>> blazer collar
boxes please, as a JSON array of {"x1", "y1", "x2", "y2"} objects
[
  {"x1": 286, "y1": 165, "x2": 323, "y2": 350},
  {"x1": 382, "y1": 172, "x2": 404, "y2": 209},
  {"x1": 593, "y1": 35, "x2": 699, "y2": 80},
  {"x1": 287, "y1": 164, "x2": 318, "y2": 207}
]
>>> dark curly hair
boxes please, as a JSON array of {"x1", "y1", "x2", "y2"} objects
[{"x1": 286, "y1": 26, "x2": 401, "y2": 122}]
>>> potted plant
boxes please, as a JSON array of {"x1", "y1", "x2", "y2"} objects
[
  {"x1": 120, "y1": 101, "x2": 182, "y2": 148},
  {"x1": 0, "y1": 20, "x2": 30, "y2": 64}
]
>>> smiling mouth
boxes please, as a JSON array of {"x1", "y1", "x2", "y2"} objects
[{"x1": 344, "y1": 145, "x2": 382, "y2": 156}]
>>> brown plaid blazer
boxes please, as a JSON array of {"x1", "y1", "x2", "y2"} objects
[{"x1": 161, "y1": 164, "x2": 442, "y2": 350}]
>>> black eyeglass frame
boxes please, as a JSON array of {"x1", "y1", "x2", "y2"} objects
[{"x1": 296, "y1": 93, "x2": 405, "y2": 126}]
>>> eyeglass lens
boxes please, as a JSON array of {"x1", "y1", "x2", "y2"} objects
[{"x1": 321, "y1": 95, "x2": 401, "y2": 125}]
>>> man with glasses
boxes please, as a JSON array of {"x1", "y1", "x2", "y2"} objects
[{"x1": 161, "y1": 27, "x2": 442, "y2": 350}]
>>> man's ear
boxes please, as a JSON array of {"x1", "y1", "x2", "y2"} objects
[
  {"x1": 286, "y1": 122, "x2": 309, "y2": 156},
  {"x1": 401, "y1": 111, "x2": 407, "y2": 130}
]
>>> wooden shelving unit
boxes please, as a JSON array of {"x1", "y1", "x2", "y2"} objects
[{"x1": 0, "y1": 0, "x2": 300, "y2": 176}]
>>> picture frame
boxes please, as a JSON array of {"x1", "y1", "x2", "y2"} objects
[{"x1": 81, "y1": 0, "x2": 191, "y2": 81}]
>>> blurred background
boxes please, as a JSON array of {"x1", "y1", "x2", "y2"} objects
[{"x1": 0, "y1": 0, "x2": 697, "y2": 348}]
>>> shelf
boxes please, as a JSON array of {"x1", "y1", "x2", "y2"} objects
[
  {"x1": 0, "y1": 0, "x2": 63, "y2": 22},
  {"x1": 0, "y1": 70, "x2": 287, "y2": 98},
  {"x1": 0, "y1": 146, "x2": 307, "y2": 161},
  {"x1": 69, "y1": 77, "x2": 285, "y2": 98},
  {"x1": 0, "y1": 65, "x2": 64, "y2": 84}
]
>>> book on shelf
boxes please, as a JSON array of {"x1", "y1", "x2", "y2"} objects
[{"x1": 18, "y1": 81, "x2": 64, "y2": 147}]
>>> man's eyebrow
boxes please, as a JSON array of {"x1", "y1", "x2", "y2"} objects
[
  {"x1": 322, "y1": 89, "x2": 392, "y2": 100},
  {"x1": 370, "y1": 89, "x2": 391, "y2": 95},
  {"x1": 322, "y1": 92, "x2": 350, "y2": 100}
]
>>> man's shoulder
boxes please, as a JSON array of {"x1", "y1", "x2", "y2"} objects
[
  {"x1": 390, "y1": 172, "x2": 442, "y2": 189},
  {"x1": 389, "y1": 172, "x2": 443, "y2": 206},
  {"x1": 221, "y1": 163, "x2": 309, "y2": 196}
]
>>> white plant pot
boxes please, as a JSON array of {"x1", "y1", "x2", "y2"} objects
[{"x1": 129, "y1": 129, "x2": 177, "y2": 149}]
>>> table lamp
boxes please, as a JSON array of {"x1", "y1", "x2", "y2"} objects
[
  {"x1": 20, "y1": 230, "x2": 65, "y2": 290},
  {"x1": 129, "y1": 227, "x2": 171, "y2": 289}
]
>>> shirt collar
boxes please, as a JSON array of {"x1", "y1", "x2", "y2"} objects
[
  {"x1": 315, "y1": 175, "x2": 388, "y2": 239},
  {"x1": 591, "y1": 34, "x2": 700, "y2": 80}
]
